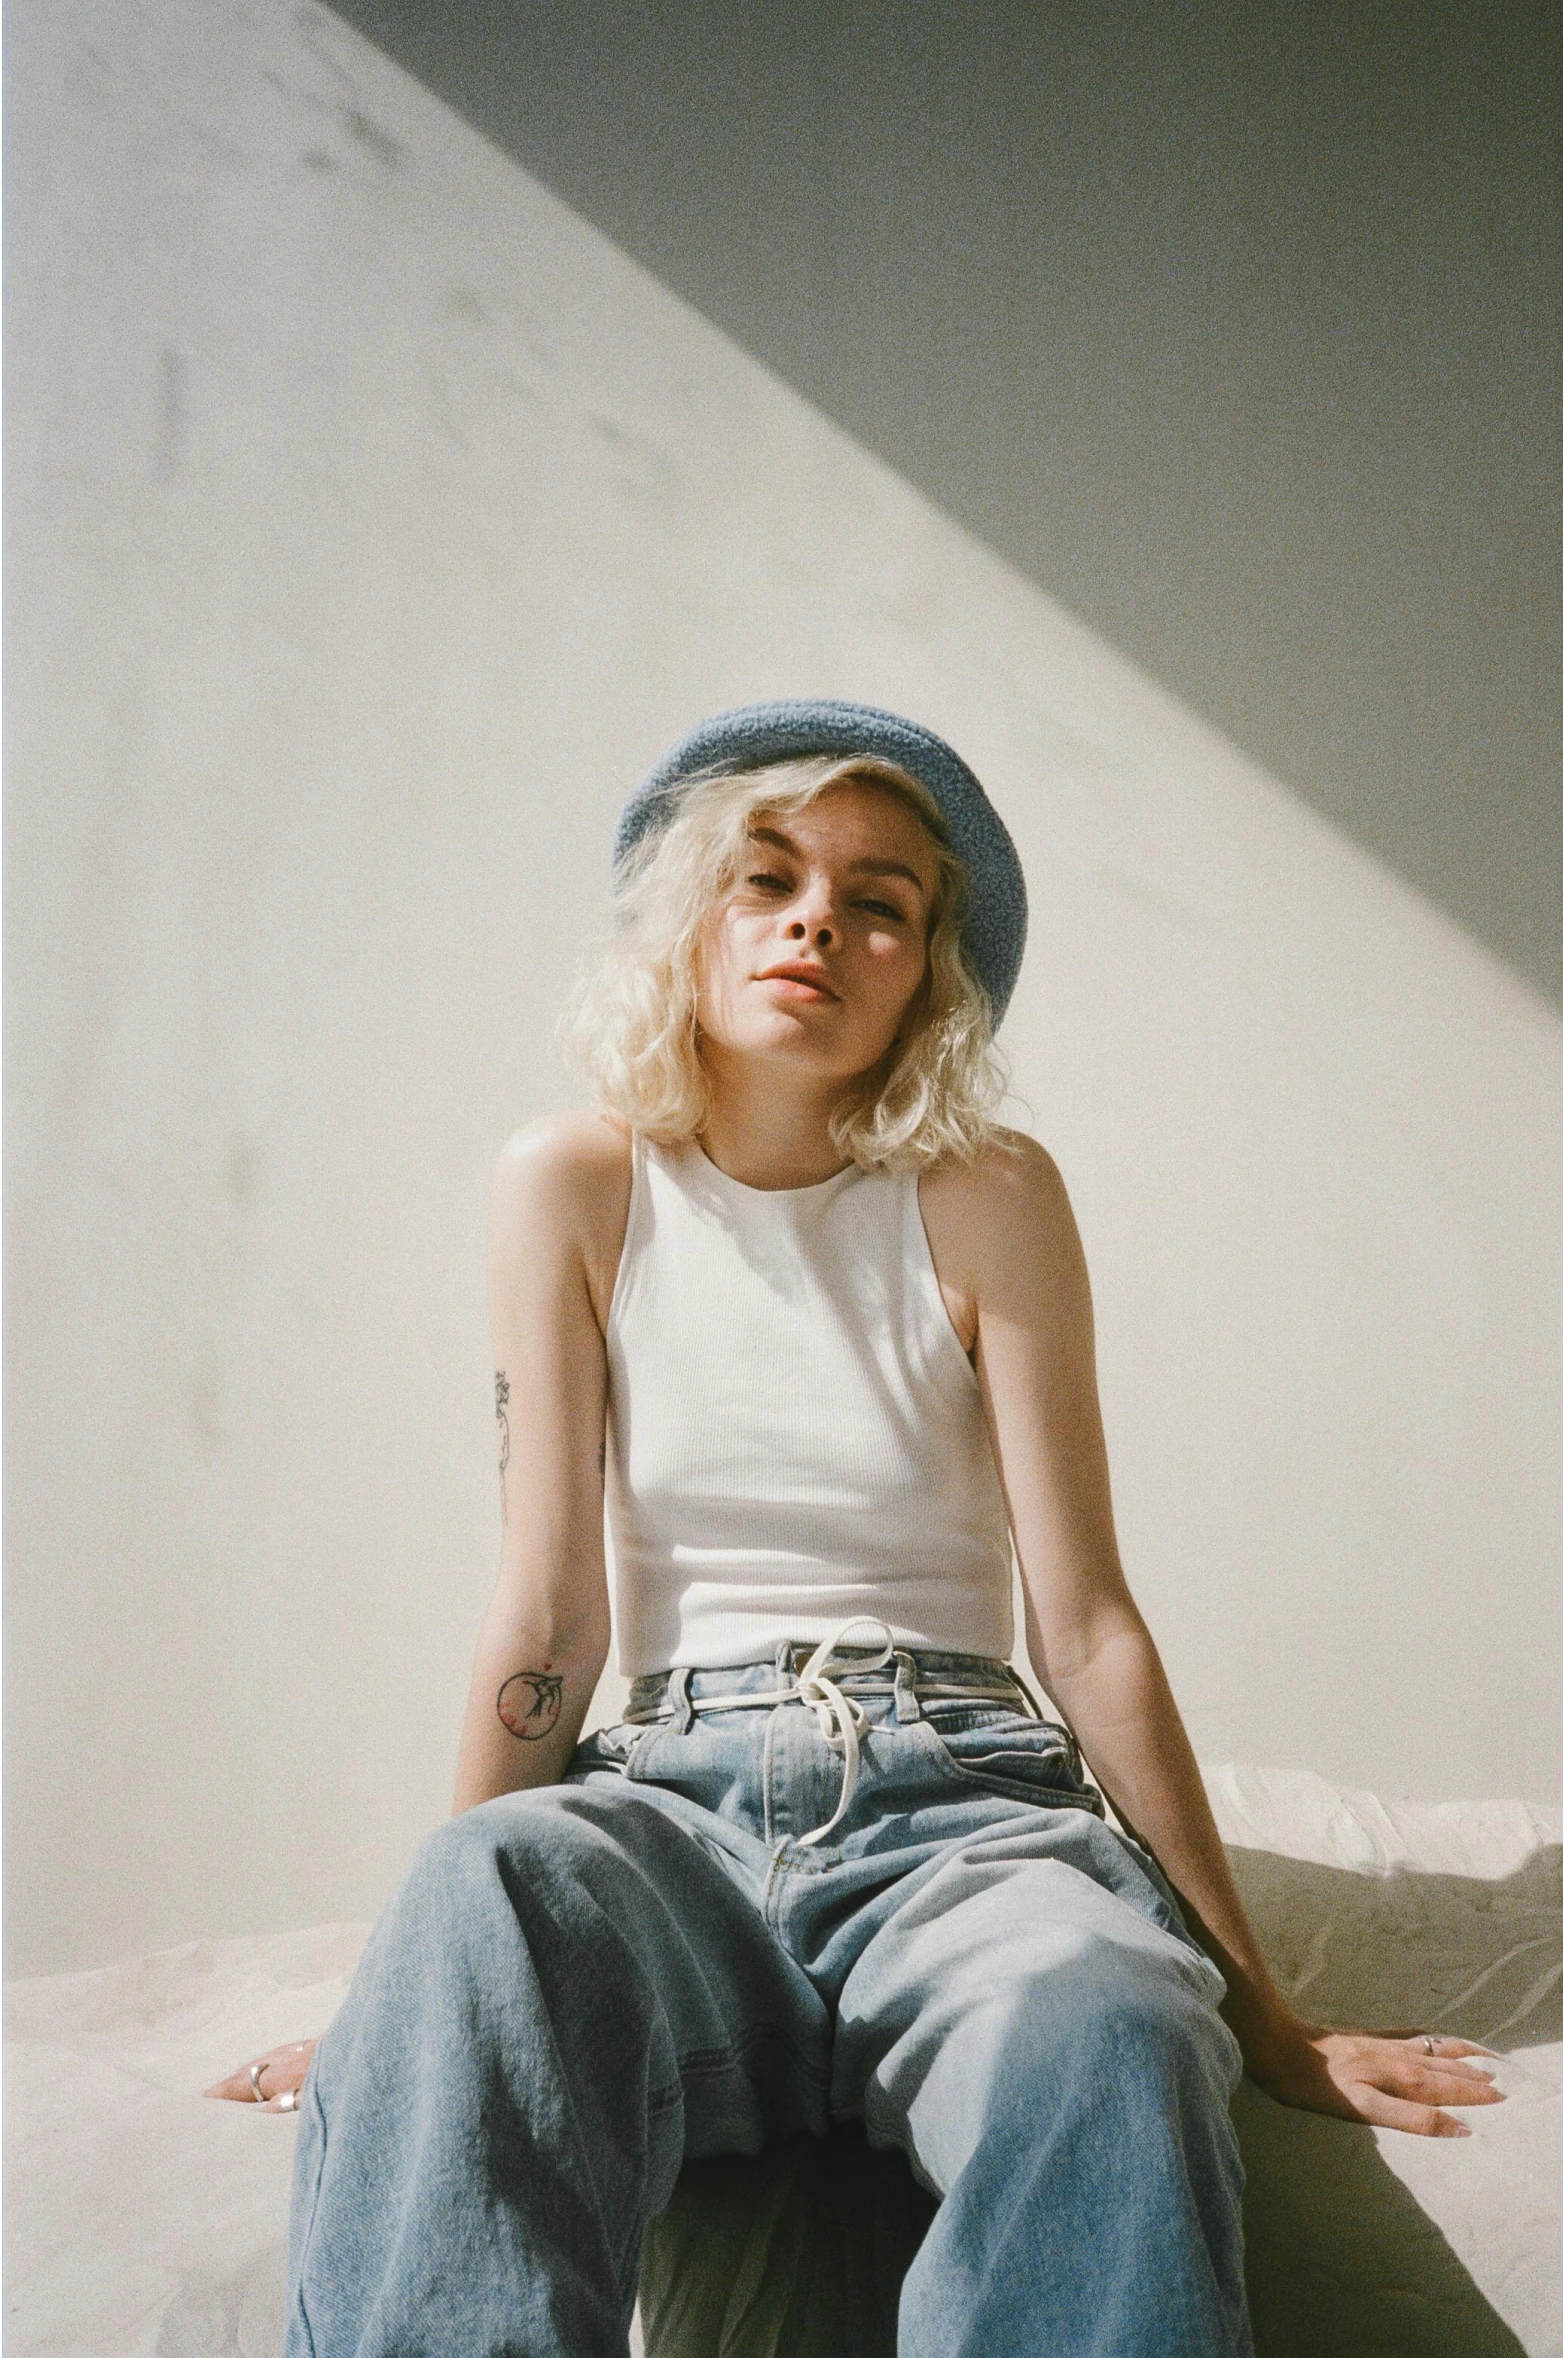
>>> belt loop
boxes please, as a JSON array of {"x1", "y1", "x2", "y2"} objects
[
  {"x1": 893, "y1": 1651, "x2": 921, "y2": 1723},
  {"x1": 668, "y1": 1664, "x2": 695, "y2": 1734}
]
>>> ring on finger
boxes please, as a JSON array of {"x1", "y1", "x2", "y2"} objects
[
  {"x1": 1422, "y1": 2035, "x2": 1438, "y2": 2058},
  {"x1": 249, "y1": 2060, "x2": 268, "y2": 2102}
]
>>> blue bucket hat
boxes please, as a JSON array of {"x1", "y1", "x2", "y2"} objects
[{"x1": 613, "y1": 698, "x2": 1027, "y2": 1023}]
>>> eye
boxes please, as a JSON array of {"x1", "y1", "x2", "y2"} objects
[
  {"x1": 857, "y1": 898, "x2": 907, "y2": 922},
  {"x1": 746, "y1": 870, "x2": 792, "y2": 893}
]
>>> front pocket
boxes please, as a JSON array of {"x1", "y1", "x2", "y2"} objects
[
  {"x1": 569, "y1": 1721, "x2": 656, "y2": 1777},
  {"x1": 623, "y1": 1723, "x2": 672, "y2": 1781},
  {"x1": 919, "y1": 1708, "x2": 1102, "y2": 1813}
]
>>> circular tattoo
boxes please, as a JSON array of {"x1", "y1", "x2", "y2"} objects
[{"x1": 497, "y1": 1670, "x2": 563, "y2": 1741}]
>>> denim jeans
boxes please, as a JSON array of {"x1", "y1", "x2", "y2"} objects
[{"x1": 284, "y1": 1643, "x2": 1252, "y2": 2357}]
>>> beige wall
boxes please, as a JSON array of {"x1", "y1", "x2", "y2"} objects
[{"x1": 7, "y1": 0, "x2": 1561, "y2": 1976}]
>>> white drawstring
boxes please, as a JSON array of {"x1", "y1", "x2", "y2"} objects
[
  {"x1": 790, "y1": 1618, "x2": 895, "y2": 1848},
  {"x1": 627, "y1": 1616, "x2": 1034, "y2": 1845}
]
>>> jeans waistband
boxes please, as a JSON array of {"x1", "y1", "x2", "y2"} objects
[
  {"x1": 625, "y1": 1640, "x2": 1036, "y2": 1726},
  {"x1": 622, "y1": 1619, "x2": 1044, "y2": 1849}
]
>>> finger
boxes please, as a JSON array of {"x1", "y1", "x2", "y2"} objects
[
  {"x1": 1342, "y1": 2085, "x2": 1473, "y2": 2139},
  {"x1": 1356, "y1": 2053, "x2": 1505, "y2": 2106},
  {"x1": 1380, "y1": 2045, "x2": 1500, "y2": 2087},
  {"x1": 203, "y1": 2041, "x2": 315, "y2": 2103},
  {"x1": 203, "y1": 2072, "x2": 257, "y2": 2102},
  {"x1": 1417, "y1": 2069, "x2": 1505, "y2": 2106},
  {"x1": 1401, "y1": 2053, "x2": 1506, "y2": 2100},
  {"x1": 203, "y1": 2065, "x2": 280, "y2": 2102},
  {"x1": 1389, "y1": 2031, "x2": 1499, "y2": 2059},
  {"x1": 1347, "y1": 2036, "x2": 1498, "y2": 2081}
]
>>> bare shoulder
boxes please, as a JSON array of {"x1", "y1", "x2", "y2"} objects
[
  {"x1": 489, "y1": 1114, "x2": 634, "y2": 1309},
  {"x1": 920, "y1": 1126, "x2": 1073, "y2": 1231},
  {"x1": 919, "y1": 1128, "x2": 1084, "y2": 1302},
  {"x1": 493, "y1": 1110, "x2": 633, "y2": 1203}
]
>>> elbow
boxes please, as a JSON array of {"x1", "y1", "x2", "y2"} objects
[
  {"x1": 486, "y1": 1574, "x2": 612, "y2": 1676},
  {"x1": 1030, "y1": 1595, "x2": 1152, "y2": 1696},
  {"x1": 548, "y1": 1604, "x2": 612, "y2": 1675}
]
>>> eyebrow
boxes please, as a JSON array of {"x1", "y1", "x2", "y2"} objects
[{"x1": 748, "y1": 826, "x2": 930, "y2": 898}]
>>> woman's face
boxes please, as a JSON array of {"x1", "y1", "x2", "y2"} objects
[{"x1": 695, "y1": 779, "x2": 941, "y2": 1088}]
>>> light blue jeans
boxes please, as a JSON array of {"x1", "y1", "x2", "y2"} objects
[{"x1": 284, "y1": 1644, "x2": 1252, "y2": 2357}]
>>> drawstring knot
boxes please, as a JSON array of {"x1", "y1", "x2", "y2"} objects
[
  {"x1": 791, "y1": 1618, "x2": 895, "y2": 1847},
  {"x1": 623, "y1": 1619, "x2": 1044, "y2": 1846}
]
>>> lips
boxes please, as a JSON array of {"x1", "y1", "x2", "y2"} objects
[{"x1": 756, "y1": 964, "x2": 840, "y2": 1001}]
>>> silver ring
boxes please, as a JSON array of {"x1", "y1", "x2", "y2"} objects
[
  {"x1": 1422, "y1": 2035, "x2": 1437, "y2": 2057},
  {"x1": 279, "y1": 2088, "x2": 299, "y2": 2113},
  {"x1": 249, "y1": 2061, "x2": 268, "y2": 2103}
]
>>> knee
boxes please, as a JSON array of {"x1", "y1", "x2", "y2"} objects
[
  {"x1": 404, "y1": 1788, "x2": 613, "y2": 1917},
  {"x1": 404, "y1": 1786, "x2": 682, "y2": 1961},
  {"x1": 352, "y1": 1795, "x2": 665, "y2": 2061},
  {"x1": 1065, "y1": 1955, "x2": 1238, "y2": 2105}
]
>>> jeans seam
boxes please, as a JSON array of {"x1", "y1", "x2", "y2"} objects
[
  {"x1": 945, "y1": 1769, "x2": 1103, "y2": 1814},
  {"x1": 761, "y1": 1702, "x2": 780, "y2": 1845},
  {"x1": 917, "y1": 1718, "x2": 1104, "y2": 1816},
  {"x1": 285, "y1": 2065, "x2": 329, "y2": 2358},
  {"x1": 674, "y1": 2022, "x2": 833, "y2": 2089}
]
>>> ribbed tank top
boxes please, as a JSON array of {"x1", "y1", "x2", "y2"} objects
[{"x1": 604, "y1": 1133, "x2": 1015, "y2": 1674}]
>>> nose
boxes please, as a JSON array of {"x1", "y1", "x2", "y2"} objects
[{"x1": 785, "y1": 874, "x2": 836, "y2": 950}]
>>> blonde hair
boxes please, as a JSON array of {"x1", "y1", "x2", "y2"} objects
[{"x1": 563, "y1": 755, "x2": 1010, "y2": 1172}]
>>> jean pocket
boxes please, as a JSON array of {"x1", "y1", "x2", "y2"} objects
[
  {"x1": 919, "y1": 1706, "x2": 1101, "y2": 1812},
  {"x1": 568, "y1": 1722, "x2": 653, "y2": 1776}
]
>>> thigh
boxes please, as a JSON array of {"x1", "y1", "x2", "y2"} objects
[
  {"x1": 831, "y1": 1809, "x2": 1239, "y2": 2189},
  {"x1": 354, "y1": 1770, "x2": 834, "y2": 2154}
]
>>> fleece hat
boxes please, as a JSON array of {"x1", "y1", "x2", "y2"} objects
[{"x1": 613, "y1": 698, "x2": 1027, "y2": 1024}]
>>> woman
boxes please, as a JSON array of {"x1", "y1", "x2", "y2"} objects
[{"x1": 213, "y1": 700, "x2": 1499, "y2": 2357}]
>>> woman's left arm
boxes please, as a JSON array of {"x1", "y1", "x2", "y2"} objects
[{"x1": 925, "y1": 1133, "x2": 1502, "y2": 2140}]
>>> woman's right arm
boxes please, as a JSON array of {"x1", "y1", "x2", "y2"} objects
[
  {"x1": 207, "y1": 1115, "x2": 628, "y2": 2110},
  {"x1": 450, "y1": 1115, "x2": 628, "y2": 1813}
]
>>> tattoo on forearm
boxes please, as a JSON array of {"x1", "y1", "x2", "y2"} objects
[
  {"x1": 497, "y1": 1669, "x2": 563, "y2": 1741},
  {"x1": 494, "y1": 1371, "x2": 510, "y2": 1522}
]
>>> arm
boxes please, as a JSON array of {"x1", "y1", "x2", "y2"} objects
[
  {"x1": 207, "y1": 1114, "x2": 628, "y2": 2110},
  {"x1": 924, "y1": 1134, "x2": 1500, "y2": 2139},
  {"x1": 451, "y1": 1113, "x2": 629, "y2": 1812}
]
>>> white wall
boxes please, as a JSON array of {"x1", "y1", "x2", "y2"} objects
[{"x1": 7, "y1": 0, "x2": 1561, "y2": 1976}]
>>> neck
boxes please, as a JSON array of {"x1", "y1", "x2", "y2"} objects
[{"x1": 697, "y1": 1048, "x2": 865, "y2": 1189}]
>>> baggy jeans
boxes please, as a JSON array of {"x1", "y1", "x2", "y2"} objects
[{"x1": 283, "y1": 1646, "x2": 1253, "y2": 2357}]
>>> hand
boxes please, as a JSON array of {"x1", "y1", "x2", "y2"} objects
[
  {"x1": 1244, "y1": 2015, "x2": 1504, "y2": 2138},
  {"x1": 204, "y1": 2039, "x2": 317, "y2": 2113}
]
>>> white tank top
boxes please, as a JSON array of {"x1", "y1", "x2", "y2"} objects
[{"x1": 604, "y1": 1134, "x2": 1015, "y2": 1673}]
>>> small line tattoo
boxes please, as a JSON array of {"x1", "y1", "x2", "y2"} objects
[
  {"x1": 497, "y1": 1669, "x2": 563, "y2": 1741},
  {"x1": 494, "y1": 1370, "x2": 510, "y2": 1521}
]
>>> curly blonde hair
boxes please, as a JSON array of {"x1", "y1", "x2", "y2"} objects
[{"x1": 563, "y1": 755, "x2": 1010, "y2": 1171}]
